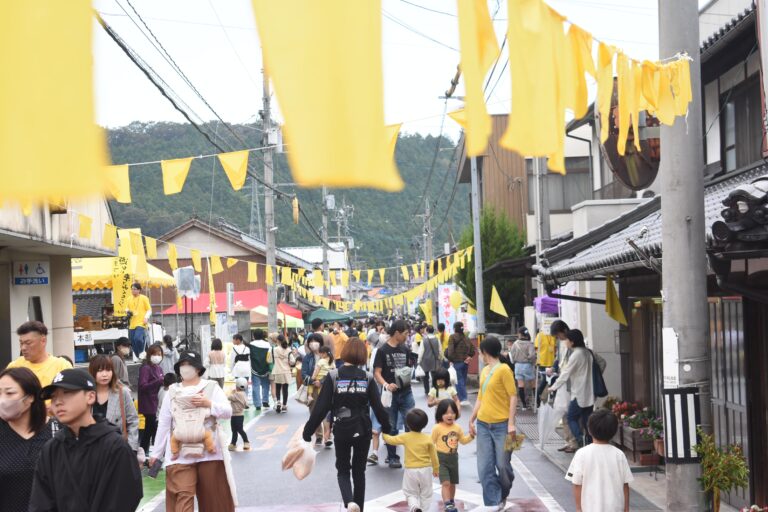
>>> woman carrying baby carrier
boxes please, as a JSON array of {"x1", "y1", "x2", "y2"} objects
[
  {"x1": 149, "y1": 351, "x2": 235, "y2": 512},
  {"x1": 303, "y1": 338, "x2": 392, "y2": 512}
]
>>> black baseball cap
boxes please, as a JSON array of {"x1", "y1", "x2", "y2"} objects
[
  {"x1": 41, "y1": 368, "x2": 96, "y2": 399},
  {"x1": 174, "y1": 351, "x2": 205, "y2": 375}
]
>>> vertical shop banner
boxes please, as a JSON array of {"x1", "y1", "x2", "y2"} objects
[
  {"x1": 111, "y1": 256, "x2": 131, "y2": 316},
  {"x1": 438, "y1": 284, "x2": 458, "y2": 329}
]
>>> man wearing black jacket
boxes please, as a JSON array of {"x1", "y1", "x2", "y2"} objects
[{"x1": 29, "y1": 368, "x2": 143, "y2": 512}]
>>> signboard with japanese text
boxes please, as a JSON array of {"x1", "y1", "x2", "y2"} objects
[
  {"x1": 14, "y1": 261, "x2": 49, "y2": 285},
  {"x1": 438, "y1": 284, "x2": 458, "y2": 329},
  {"x1": 111, "y1": 256, "x2": 131, "y2": 317}
]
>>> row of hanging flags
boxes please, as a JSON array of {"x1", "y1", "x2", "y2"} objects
[{"x1": 3, "y1": 0, "x2": 692, "y2": 205}]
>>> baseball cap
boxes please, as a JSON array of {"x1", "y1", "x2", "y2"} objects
[
  {"x1": 235, "y1": 377, "x2": 248, "y2": 390},
  {"x1": 41, "y1": 368, "x2": 96, "y2": 399}
]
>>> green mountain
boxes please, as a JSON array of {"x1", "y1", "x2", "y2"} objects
[{"x1": 107, "y1": 122, "x2": 470, "y2": 268}]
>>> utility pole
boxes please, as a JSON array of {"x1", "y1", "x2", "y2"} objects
[
  {"x1": 261, "y1": 53, "x2": 277, "y2": 334},
  {"x1": 659, "y1": 2, "x2": 709, "y2": 510},
  {"x1": 321, "y1": 185, "x2": 329, "y2": 297},
  {"x1": 469, "y1": 157, "x2": 486, "y2": 338},
  {"x1": 421, "y1": 196, "x2": 437, "y2": 326},
  {"x1": 534, "y1": 157, "x2": 551, "y2": 298},
  {"x1": 248, "y1": 177, "x2": 263, "y2": 239}
]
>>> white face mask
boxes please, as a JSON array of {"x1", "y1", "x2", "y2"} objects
[
  {"x1": 179, "y1": 365, "x2": 198, "y2": 381},
  {"x1": 309, "y1": 342, "x2": 320, "y2": 351},
  {"x1": 150, "y1": 355, "x2": 163, "y2": 365},
  {"x1": 119, "y1": 347, "x2": 131, "y2": 356}
]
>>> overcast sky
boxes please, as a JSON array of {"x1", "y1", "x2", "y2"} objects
[{"x1": 93, "y1": 0, "x2": 674, "y2": 139}]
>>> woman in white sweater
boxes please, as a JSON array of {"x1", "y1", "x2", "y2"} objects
[{"x1": 549, "y1": 329, "x2": 593, "y2": 452}]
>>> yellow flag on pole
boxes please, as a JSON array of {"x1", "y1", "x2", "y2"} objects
[
  {"x1": 161, "y1": 157, "x2": 193, "y2": 195},
  {"x1": 191, "y1": 250, "x2": 202, "y2": 272},
  {"x1": 168, "y1": 243, "x2": 178, "y2": 271},
  {"x1": 455, "y1": 0, "x2": 500, "y2": 156},
  {"x1": 605, "y1": 275, "x2": 628, "y2": 325},
  {"x1": 218, "y1": 150, "x2": 249, "y2": 191},
  {"x1": 106, "y1": 165, "x2": 131, "y2": 204},
  {"x1": 78, "y1": 214, "x2": 92, "y2": 239},
  {"x1": 250, "y1": 0, "x2": 403, "y2": 191},
  {"x1": 1, "y1": 2, "x2": 107, "y2": 203},
  {"x1": 490, "y1": 285, "x2": 508, "y2": 318},
  {"x1": 207, "y1": 259, "x2": 217, "y2": 325}
]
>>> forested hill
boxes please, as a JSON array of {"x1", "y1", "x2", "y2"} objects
[{"x1": 107, "y1": 122, "x2": 470, "y2": 268}]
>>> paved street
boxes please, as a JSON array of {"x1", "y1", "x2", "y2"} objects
[{"x1": 140, "y1": 383, "x2": 583, "y2": 511}]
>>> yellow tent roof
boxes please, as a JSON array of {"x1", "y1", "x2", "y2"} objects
[{"x1": 71, "y1": 257, "x2": 175, "y2": 291}]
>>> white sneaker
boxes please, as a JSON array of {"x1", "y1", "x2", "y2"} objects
[
  {"x1": 347, "y1": 503, "x2": 361, "y2": 512},
  {"x1": 460, "y1": 400, "x2": 471, "y2": 407}
]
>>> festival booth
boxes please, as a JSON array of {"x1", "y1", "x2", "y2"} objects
[{"x1": 71, "y1": 257, "x2": 176, "y2": 361}]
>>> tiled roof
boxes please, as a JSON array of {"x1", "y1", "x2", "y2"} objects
[
  {"x1": 700, "y1": 3, "x2": 755, "y2": 54},
  {"x1": 539, "y1": 163, "x2": 768, "y2": 283}
]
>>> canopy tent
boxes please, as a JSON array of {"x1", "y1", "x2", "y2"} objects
[
  {"x1": 250, "y1": 306, "x2": 303, "y2": 328},
  {"x1": 72, "y1": 257, "x2": 175, "y2": 291},
  {"x1": 161, "y1": 289, "x2": 303, "y2": 324},
  {"x1": 305, "y1": 308, "x2": 352, "y2": 325}
]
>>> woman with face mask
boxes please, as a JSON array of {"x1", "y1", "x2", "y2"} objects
[
  {"x1": 0, "y1": 367, "x2": 52, "y2": 512},
  {"x1": 88, "y1": 355, "x2": 140, "y2": 453},
  {"x1": 301, "y1": 333, "x2": 324, "y2": 441},
  {"x1": 149, "y1": 351, "x2": 235, "y2": 511},
  {"x1": 139, "y1": 343, "x2": 165, "y2": 456}
]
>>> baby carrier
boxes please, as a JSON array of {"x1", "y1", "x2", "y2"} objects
[{"x1": 168, "y1": 381, "x2": 218, "y2": 458}]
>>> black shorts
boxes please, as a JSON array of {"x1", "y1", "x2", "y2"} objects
[{"x1": 438, "y1": 452, "x2": 459, "y2": 484}]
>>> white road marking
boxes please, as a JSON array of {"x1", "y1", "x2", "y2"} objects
[{"x1": 511, "y1": 453, "x2": 566, "y2": 512}]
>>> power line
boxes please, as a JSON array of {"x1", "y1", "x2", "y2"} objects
[
  {"x1": 411, "y1": 100, "x2": 448, "y2": 215},
  {"x1": 382, "y1": 10, "x2": 459, "y2": 52},
  {"x1": 399, "y1": 0, "x2": 456, "y2": 17},
  {"x1": 205, "y1": 0, "x2": 262, "y2": 91}
]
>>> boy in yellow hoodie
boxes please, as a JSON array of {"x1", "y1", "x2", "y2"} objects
[{"x1": 383, "y1": 408, "x2": 439, "y2": 512}]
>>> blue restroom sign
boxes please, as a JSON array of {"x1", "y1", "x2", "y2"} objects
[{"x1": 14, "y1": 261, "x2": 50, "y2": 285}]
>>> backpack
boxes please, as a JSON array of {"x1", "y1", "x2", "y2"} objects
[
  {"x1": 589, "y1": 350, "x2": 608, "y2": 398},
  {"x1": 327, "y1": 370, "x2": 374, "y2": 438}
]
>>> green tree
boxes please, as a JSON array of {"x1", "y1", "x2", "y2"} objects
[{"x1": 455, "y1": 208, "x2": 527, "y2": 323}]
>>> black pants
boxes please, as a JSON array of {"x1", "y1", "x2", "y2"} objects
[
  {"x1": 140, "y1": 414, "x2": 157, "y2": 454},
  {"x1": 230, "y1": 416, "x2": 249, "y2": 445},
  {"x1": 335, "y1": 434, "x2": 371, "y2": 510},
  {"x1": 422, "y1": 370, "x2": 431, "y2": 395},
  {"x1": 276, "y1": 383, "x2": 289, "y2": 405}
]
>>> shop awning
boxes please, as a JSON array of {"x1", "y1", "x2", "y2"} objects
[
  {"x1": 305, "y1": 308, "x2": 352, "y2": 324},
  {"x1": 72, "y1": 257, "x2": 175, "y2": 291},
  {"x1": 250, "y1": 306, "x2": 303, "y2": 328}
]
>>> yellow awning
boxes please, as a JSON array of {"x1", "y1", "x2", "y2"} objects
[
  {"x1": 250, "y1": 306, "x2": 303, "y2": 328},
  {"x1": 71, "y1": 257, "x2": 175, "y2": 291}
]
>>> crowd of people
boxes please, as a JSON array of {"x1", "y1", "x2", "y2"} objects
[{"x1": 0, "y1": 302, "x2": 631, "y2": 512}]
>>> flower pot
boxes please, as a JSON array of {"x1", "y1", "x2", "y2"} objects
[
  {"x1": 622, "y1": 425, "x2": 654, "y2": 462},
  {"x1": 639, "y1": 452, "x2": 660, "y2": 466},
  {"x1": 654, "y1": 438, "x2": 664, "y2": 457}
]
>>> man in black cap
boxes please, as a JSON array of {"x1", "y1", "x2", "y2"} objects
[{"x1": 29, "y1": 368, "x2": 143, "y2": 512}]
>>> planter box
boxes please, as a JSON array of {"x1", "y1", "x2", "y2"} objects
[
  {"x1": 654, "y1": 438, "x2": 665, "y2": 457},
  {"x1": 622, "y1": 425, "x2": 654, "y2": 462},
  {"x1": 639, "y1": 452, "x2": 660, "y2": 466}
]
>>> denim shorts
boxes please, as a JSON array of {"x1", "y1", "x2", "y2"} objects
[{"x1": 514, "y1": 362, "x2": 535, "y2": 381}]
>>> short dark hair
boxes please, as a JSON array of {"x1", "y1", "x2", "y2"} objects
[
  {"x1": 587, "y1": 408, "x2": 619, "y2": 441},
  {"x1": 131, "y1": 283, "x2": 142, "y2": 291},
  {"x1": 88, "y1": 354, "x2": 119, "y2": 391},
  {"x1": 163, "y1": 372, "x2": 177, "y2": 387},
  {"x1": 232, "y1": 334, "x2": 244, "y2": 342},
  {"x1": 252, "y1": 329, "x2": 265, "y2": 340},
  {"x1": 550, "y1": 320, "x2": 569, "y2": 336},
  {"x1": 566, "y1": 329, "x2": 586, "y2": 348},
  {"x1": 211, "y1": 338, "x2": 223, "y2": 351},
  {"x1": 340, "y1": 338, "x2": 367, "y2": 366},
  {"x1": 163, "y1": 335, "x2": 174, "y2": 348},
  {"x1": 435, "y1": 398, "x2": 460, "y2": 424},
  {"x1": 453, "y1": 321, "x2": 464, "y2": 334},
  {"x1": 405, "y1": 408, "x2": 429, "y2": 433},
  {"x1": 308, "y1": 333, "x2": 324, "y2": 346},
  {"x1": 0, "y1": 367, "x2": 47, "y2": 434},
  {"x1": 426, "y1": 325, "x2": 435, "y2": 334},
  {"x1": 311, "y1": 318, "x2": 323, "y2": 330},
  {"x1": 388, "y1": 319, "x2": 407, "y2": 336},
  {"x1": 438, "y1": 323, "x2": 445, "y2": 332},
  {"x1": 115, "y1": 336, "x2": 131, "y2": 347},
  {"x1": 278, "y1": 334, "x2": 288, "y2": 349},
  {"x1": 479, "y1": 335, "x2": 502, "y2": 358},
  {"x1": 432, "y1": 368, "x2": 450, "y2": 390},
  {"x1": 16, "y1": 321, "x2": 47, "y2": 337}
]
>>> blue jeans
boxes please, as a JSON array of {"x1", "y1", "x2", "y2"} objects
[
  {"x1": 453, "y1": 361, "x2": 469, "y2": 401},
  {"x1": 252, "y1": 375, "x2": 271, "y2": 407},
  {"x1": 567, "y1": 398, "x2": 594, "y2": 446},
  {"x1": 476, "y1": 420, "x2": 515, "y2": 506},
  {"x1": 385, "y1": 388, "x2": 415, "y2": 461},
  {"x1": 128, "y1": 327, "x2": 146, "y2": 358}
]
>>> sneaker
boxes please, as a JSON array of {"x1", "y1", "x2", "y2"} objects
[
  {"x1": 243, "y1": 442, "x2": 251, "y2": 451},
  {"x1": 347, "y1": 503, "x2": 361, "y2": 512},
  {"x1": 262, "y1": 402, "x2": 270, "y2": 409},
  {"x1": 315, "y1": 438, "x2": 323, "y2": 446},
  {"x1": 367, "y1": 453, "x2": 379, "y2": 466},
  {"x1": 255, "y1": 407, "x2": 262, "y2": 411},
  {"x1": 388, "y1": 458, "x2": 402, "y2": 469},
  {"x1": 281, "y1": 405, "x2": 287, "y2": 413},
  {"x1": 228, "y1": 444, "x2": 236, "y2": 452},
  {"x1": 410, "y1": 507, "x2": 422, "y2": 512},
  {"x1": 460, "y1": 400, "x2": 471, "y2": 407},
  {"x1": 275, "y1": 403, "x2": 282, "y2": 413},
  {"x1": 325, "y1": 440, "x2": 333, "y2": 448},
  {"x1": 444, "y1": 501, "x2": 457, "y2": 512}
]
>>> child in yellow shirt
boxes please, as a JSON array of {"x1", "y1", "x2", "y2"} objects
[
  {"x1": 431, "y1": 399, "x2": 474, "y2": 511},
  {"x1": 383, "y1": 409, "x2": 439, "y2": 512},
  {"x1": 310, "y1": 346, "x2": 334, "y2": 447}
]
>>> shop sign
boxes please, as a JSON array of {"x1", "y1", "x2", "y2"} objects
[
  {"x1": 14, "y1": 261, "x2": 49, "y2": 285},
  {"x1": 662, "y1": 327, "x2": 680, "y2": 388}
]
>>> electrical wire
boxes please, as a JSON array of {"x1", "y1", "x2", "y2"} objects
[
  {"x1": 411, "y1": 99, "x2": 448, "y2": 215},
  {"x1": 399, "y1": 0, "x2": 456, "y2": 17},
  {"x1": 382, "y1": 10, "x2": 459, "y2": 52},
  {"x1": 205, "y1": 0, "x2": 262, "y2": 92}
]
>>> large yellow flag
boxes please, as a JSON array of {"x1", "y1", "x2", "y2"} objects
[
  {"x1": 207, "y1": 259, "x2": 217, "y2": 325},
  {"x1": 455, "y1": 0, "x2": 500, "y2": 156},
  {"x1": 161, "y1": 157, "x2": 193, "y2": 195},
  {"x1": 167, "y1": 243, "x2": 178, "y2": 271},
  {"x1": 210, "y1": 255, "x2": 224, "y2": 275},
  {"x1": 106, "y1": 165, "x2": 132, "y2": 204},
  {"x1": 1, "y1": 2, "x2": 107, "y2": 203},
  {"x1": 191, "y1": 250, "x2": 202, "y2": 273},
  {"x1": 251, "y1": 0, "x2": 403, "y2": 191},
  {"x1": 597, "y1": 43, "x2": 616, "y2": 143},
  {"x1": 605, "y1": 275, "x2": 628, "y2": 326},
  {"x1": 490, "y1": 285, "x2": 508, "y2": 317},
  {"x1": 248, "y1": 262, "x2": 258, "y2": 283},
  {"x1": 145, "y1": 237, "x2": 158, "y2": 259},
  {"x1": 218, "y1": 150, "x2": 249, "y2": 191}
]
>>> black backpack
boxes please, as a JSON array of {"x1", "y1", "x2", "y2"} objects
[{"x1": 589, "y1": 350, "x2": 608, "y2": 398}]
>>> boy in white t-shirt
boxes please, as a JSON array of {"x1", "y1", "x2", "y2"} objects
[{"x1": 565, "y1": 409, "x2": 633, "y2": 512}]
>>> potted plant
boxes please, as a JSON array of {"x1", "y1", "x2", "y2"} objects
[
  {"x1": 610, "y1": 400, "x2": 640, "y2": 447},
  {"x1": 693, "y1": 427, "x2": 749, "y2": 512},
  {"x1": 622, "y1": 408, "x2": 655, "y2": 461}
]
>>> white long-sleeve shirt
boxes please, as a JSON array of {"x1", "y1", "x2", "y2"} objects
[
  {"x1": 150, "y1": 379, "x2": 232, "y2": 467},
  {"x1": 550, "y1": 347, "x2": 594, "y2": 408}
]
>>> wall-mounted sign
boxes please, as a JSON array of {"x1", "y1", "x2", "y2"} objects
[{"x1": 14, "y1": 261, "x2": 50, "y2": 285}]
